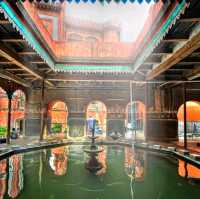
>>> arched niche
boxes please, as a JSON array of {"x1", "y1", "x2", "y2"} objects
[
  {"x1": 86, "y1": 101, "x2": 107, "y2": 137},
  {"x1": 125, "y1": 101, "x2": 145, "y2": 140},
  {"x1": 11, "y1": 89, "x2": 26, "y2": 136},
  {"x1": 177, "y1": 101, "x2": 200, "y2": 140},
  {"x1": 48, "y1": 101, "x2": 68, "y2": 135}
]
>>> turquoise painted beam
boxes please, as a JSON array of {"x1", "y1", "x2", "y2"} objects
[{"x1": 55, "y1": 64, "x2": 132, "y2": 72}]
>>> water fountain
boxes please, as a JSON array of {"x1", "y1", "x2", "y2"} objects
[{"x1": 84, "y1": 118, "x2": 104, "y2": 172}]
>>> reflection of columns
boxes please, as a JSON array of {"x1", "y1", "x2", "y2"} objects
[
  {"x1": 8, "y1": 155, "x2": 23, "y2": 199},
  {"x1": 183, "y1": 83, "x2": 187, "y2": 149},
  {"x1": 40, "y1": 80, "x2": 45, "y2": 140},
  {"x1": 0, "y1": 159, "x2": 7, "y2": 199},
  {"x1": 129, "y1": 81, "x2": 133, "y2": 128},
  {"x1": 7, "y1": 91, "x2": 12, "y2": 144}
]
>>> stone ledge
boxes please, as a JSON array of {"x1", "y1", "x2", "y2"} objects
[{"x1": 0, "y1": 140, "x2": 200, "y2": 169}]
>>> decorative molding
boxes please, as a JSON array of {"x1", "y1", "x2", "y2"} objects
[{"x1": 55, "y1": 64, "x2": 133, "y2": 73}]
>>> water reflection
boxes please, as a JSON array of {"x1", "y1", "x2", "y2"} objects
[
  {"x1": 0, "y1": 146, "x2": 200, "y2": 199},
  {"x1": 96, "y1": 146, "x2": 107, "y2": 176},
  {"x1": 179, "y1": 160, "x2": 200, "y2": 180},
  {"x1": 124, "y1": 147, "x2": 145, "y2": 181},
  {"x1": 0, "y1": 159, "x2": 7, "y2": 199},
  {"x1": 8, "y1": 155, "x2": 23, "y2": 198},
  {"x1": 49, "y1": 146, "x2": 68, "y2": 176}
]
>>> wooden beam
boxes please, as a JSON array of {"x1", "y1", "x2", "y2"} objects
[
  {"x1": 38, "y1": 68, "x2": 50, "y2": 71},
  {"x1": 47, "y1": 74, "x2": 134, "y2": 82},
  {"x1": 186, "y1": 67, "x2": 200, "y2": 80},
  {"x1": 178, "y1": 61, "x2": 200, "y2": 65},
  {"x1": 2, "y1": 38, "x2": 25, "y2": 43},
  {"x1": 180, "y1": 14, "x2": 200, "y2": 22},
  {"x1": 17, "y1": 74, "x2": 33, "y2": 76},
  {"x1": 24, "y1": 77, "x2": 34, "y2": 80},
  {"x1": 6, "y1": 68, "x2": 24, "y2": 71},
  {"x1": 146, "y1": 26, "x2": 200, "y2": 80},
  {"x1": 30, "y1": 61, "x2": 45, "y2": 64},
  {"x1": 163, "y1": 35, "x2": 189, "y2": 42},
  {"x1": 0, "y1": 41, "x2": 54, "y2": 87},
  {"x1": 18, "y1": 51, "x2": 37, "y2": 55},
  {"x1": 0, "y1": 61, "x2": 12, "y2": 65},
  {"x1": 180, "y1": 17, "x2": 200, "y2": 22},
  {"x1": 180, "y1": 10, "x2": 200, "y2": 22},
  {"x1": 140, "y1": 68, "x2": 186, "y2": 72},
  {"x1": 0, "y1": 20, "x2": 9, "y2": 25},
  {"x1": 0, "y1": 34, "x2": 25, "y2": 43},
  {"x1": 0, "y1": 69, "x2": 31, "y2": 87},
  {"x1": 152, "y1": 52, "x2": 172, "y2": 56}
]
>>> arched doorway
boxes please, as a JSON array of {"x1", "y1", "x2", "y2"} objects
[
  {"x1": 49, "y1": 101, "x2": 68, "y2": 136},
  {"x1": 177, "y1": 101, "x2": 200, "y2": 140},
  {"x1": 86, "y1": 101, "x2": 107, "y2": 137},
  {"x1": 0, "y1": 87, "x2": 8, "y2": 139},
  {"x1": 125, "y1": 101, "x2": 145, "y2": 140},
  {"x1": 11, "y1": 90, "x2": 26, "y2": 136}
]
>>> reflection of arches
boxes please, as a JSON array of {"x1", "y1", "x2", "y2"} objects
[
  {"x1": 125, "y1": 101, "x2": 145, "y2": 140},
  {"x1": 12, "y1": 90, "x2": 26, "y2": 136},
  {"x1": 50, "y1": 146, "x2": 68, "y2": 176},
  {"x1": 86, "y1": 101, "x2": 107, "y2": 136},
  {"x1": 48, "y1": 101, "x2": 68, "y2": 134},
  {"x1": 177, "y1": 101, "x2": 200, "y2": 139},
  {"x1": 0, "y1": 87, "x2": 8, "y2": 138},
  {"x1": 178, "y1": 160, "x2": 200, "y2": 179}
]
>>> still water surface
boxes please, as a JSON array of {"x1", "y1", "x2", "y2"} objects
[{"x1": 0, "y1": 145, "x2": 200, "y2": 199}]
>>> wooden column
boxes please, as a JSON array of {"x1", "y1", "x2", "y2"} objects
[
  {"x1": 132, "y1": 83, "x2": 137, "y2": 140},
  {"x1": 129, "y1": 81, "x2": 134, "y2": 139},
  {"x1": 183, "y1": 83, "x2": 187, "y2": 149},
  {"x1": 144, "y1": 82, "x2": 148, "y2": 141},
  {"x1": 40, "y1": 80, "x2": 45, "y2": 141},
  {"x1": 129, "y1": 81, "x2": 133, "y2": 128},
  {"x1": 6, "y1": 91, "x2": 12, "y2": 144}
]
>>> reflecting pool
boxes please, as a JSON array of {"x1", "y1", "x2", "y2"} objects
[{"x1": 0, "y1": 145, "x2": 200, "y2": 199}]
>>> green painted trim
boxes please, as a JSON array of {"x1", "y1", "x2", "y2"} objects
[
  {"x1": 133, "y1": 0, "x2": 187, "y2": 72},
  {"x1": 55, "y1": 64, "x2": 132, "y2": 72}
]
